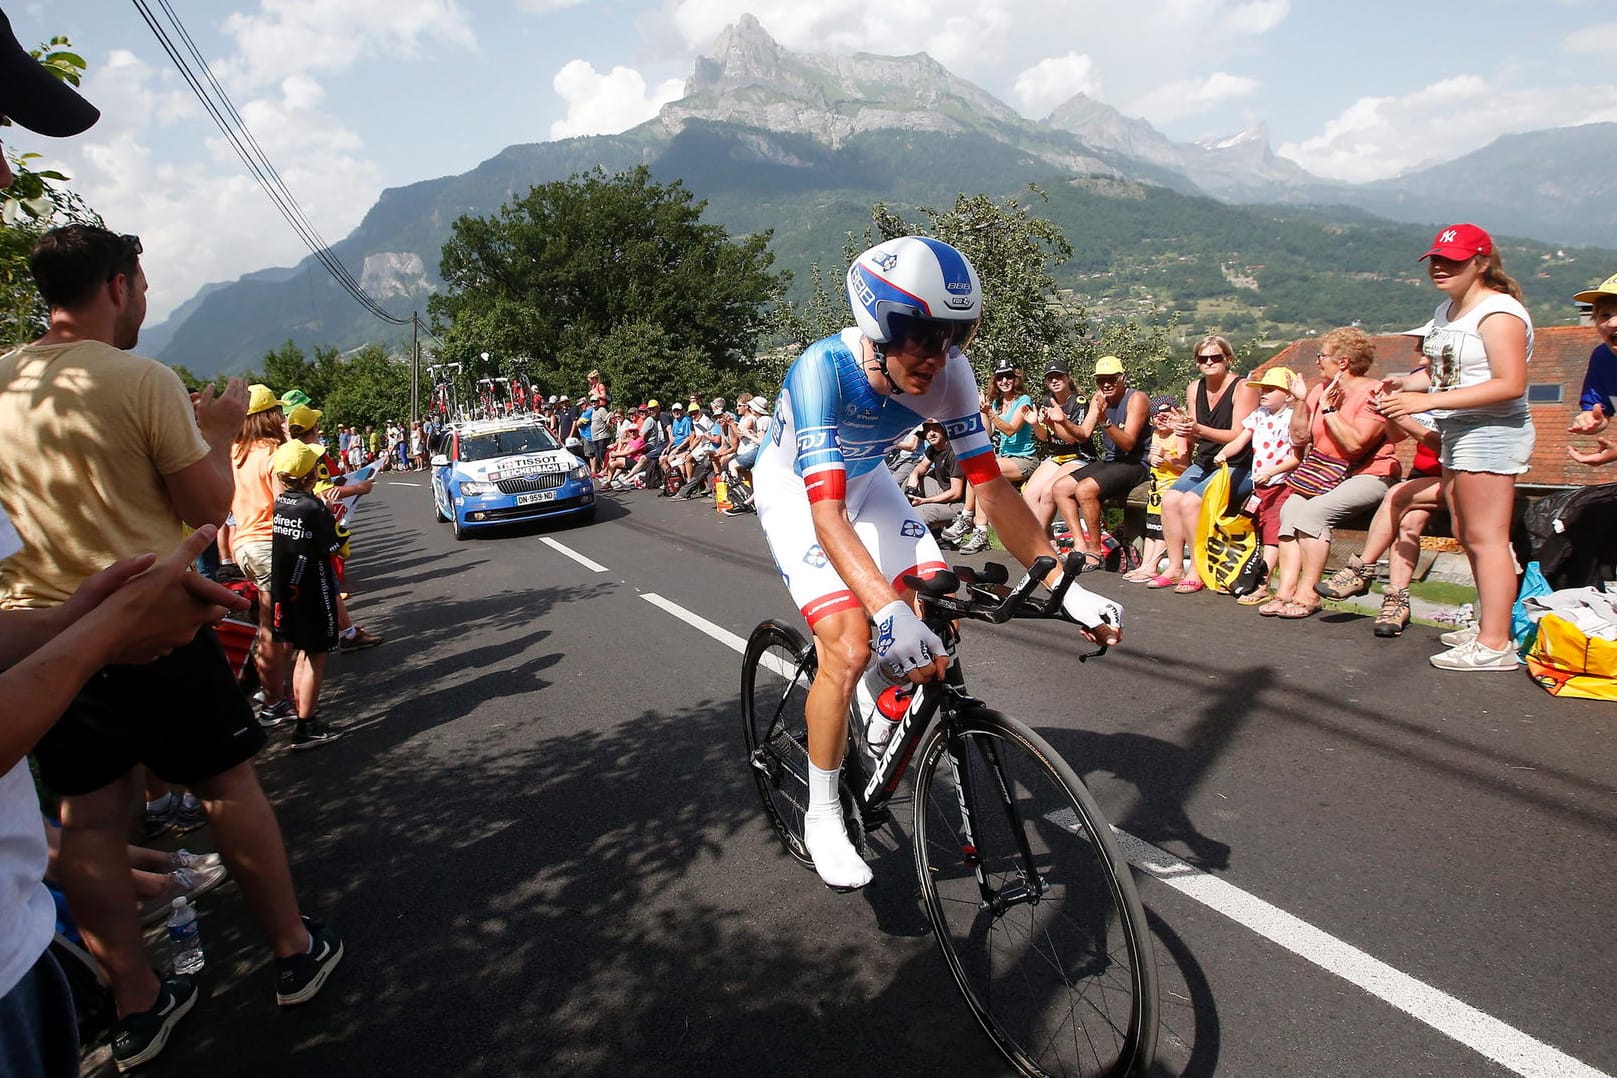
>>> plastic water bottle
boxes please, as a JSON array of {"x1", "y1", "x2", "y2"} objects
[
  {"x1": 167, "y1": 897, "x2": 204, "y2": 975},
  {"x1": 864, "y1": 684, "x2": 914, "y2": 751}
]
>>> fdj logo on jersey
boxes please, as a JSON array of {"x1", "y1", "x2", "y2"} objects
[
  {"x1": 795, "y1": 430, "x2": 829, "y2": 453},
  {"x1": 876, "y1": 613, "x2": 896, "y2": 655},
  {"x1": 943, "y1": 414, "x2": 985, "y2": 440},
  {"x1": 900, "y1": 520, "x2": 926, "y2": 538},
  {"x1": 803, "y1": 544, "x2": 828, "y2": 569}
]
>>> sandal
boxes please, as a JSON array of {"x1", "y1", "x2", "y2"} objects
[
  {"x1": 1258, "y1": 598, "x2": 1289, "y2": 616},
  {"x1": 1122, "y1": 568, "x2": 1155, "y2": 584},
  {"x1": 1276, "y1": 600, "x2": 1320, "y2": 619},
  {"x1": 1236, "y1": 591, "x2": 1270, "y2": 606},
  {"x1": 1172, "y1": 579, "x2": 1205, "y2": 594},
  {"x1": 1145, "y1": 575, "x2": 1179, "y2": 589}
]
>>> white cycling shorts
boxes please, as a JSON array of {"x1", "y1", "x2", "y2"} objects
[{"x1": 753, "y1": 446, "x2": 946, "y2": 628}]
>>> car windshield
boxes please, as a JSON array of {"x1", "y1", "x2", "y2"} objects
[{"x1": 459, "y1": 427, "x2": 558, "y2": 461}]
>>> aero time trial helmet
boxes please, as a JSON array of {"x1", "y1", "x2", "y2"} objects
[{"x1": 846, "y1": 236, "x2": 981, "y2": 351}]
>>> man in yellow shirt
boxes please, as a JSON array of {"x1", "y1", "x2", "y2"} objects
[{"x1": 0, "y1": 226, "x2": 344, "y2": 1069}]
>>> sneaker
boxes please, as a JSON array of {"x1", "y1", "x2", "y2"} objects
[
  {"x1": 169, "y1": 849, "x2": 224, "y2": 873},
  {"x1": 1316, "y1": 556, "x2": 1375, "y2": 600},
  {"x1": 291, "y1": 718, "x2": 342, "y2": 751},
  {"x1": 139, "y1": 864, "x2": 231, "y2": 926},
  {"x1": 171, "y1": 796, "x2": 207, "y2": 834},
  {"x1": 337, "y1": 626, "x2": 384, "y2": 653},
  {"x1": 1430, "y1": 638, "x2": 1520, "y2": 671},
  {"x1": 1439, "y1": 624, "x2": 1479, "y2": 648},
  {"x1": 139, "y1": 801, "x2": 176, "y2": 842},
  {"x1": 722, "y1": 502, "x2": 756, "y2": 516},
  {"x1": 257, "y1": 698, "x2": 295, "y2": 729},
  {"x1": 1373, "y1": 586, "x2": 1411, "y2": 638},
  {"x1": 940, "y1": 514, "x2": 972, "y2": 544},
  {"x1": 956, "y1": 525, "x2": 990, "y2": 554},
  {"x1": 276, "y1": 917, "x2": 344, "y2": 1005},
  {"x1": 110, "y1": 975, "x2": 199, "y2": 1072}
]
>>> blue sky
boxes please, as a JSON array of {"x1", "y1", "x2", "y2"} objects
[{"x1": 11, "y1": 0, "x2": 1616, "y2": 323}]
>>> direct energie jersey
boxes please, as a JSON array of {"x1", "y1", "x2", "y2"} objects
[{"x1": 760, "y1": 328, "x2": 1001, "y2": 501}]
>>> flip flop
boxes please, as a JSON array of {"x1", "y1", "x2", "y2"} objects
[
  {"x1": 1258, "y1": 598, "x2": 1289, "y2": 616},
  {"x1": 1277, "y1": 601, "x2": 1320, "y2": 619},
  {"x1": 1122, "y1": 569, "x2": 1155, "y2": 584},
  {"x1": 1235, "y1": 591, "x2": 1270, "y2": 606},
  {"x1": 1172, "y1": 579, "x2": 1205, "y2": 594},
  {"x1": 1145, "y1": 575, "x2": 1179, "y2": 589}
]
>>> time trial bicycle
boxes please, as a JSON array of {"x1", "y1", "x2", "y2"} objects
[{"x1": 741, "y1": 553, "x2": 1158, "y2": 1077}]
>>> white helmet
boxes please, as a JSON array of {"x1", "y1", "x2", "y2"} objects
[{"x1": 846, "y1": 236, "x2": 981, "y2": 345}]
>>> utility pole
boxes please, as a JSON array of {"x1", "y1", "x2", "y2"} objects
[{"x1": 411, "y1": 311, "x2": 421, "y2": 424}]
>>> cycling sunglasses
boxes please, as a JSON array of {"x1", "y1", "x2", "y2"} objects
[{"x1": 890, "y1": 315, "x2": 978, "y2": 356}]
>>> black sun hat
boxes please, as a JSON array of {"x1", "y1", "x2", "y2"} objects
[{"x1": 0, "y1": 13, "x2": 99, "y2": 137}]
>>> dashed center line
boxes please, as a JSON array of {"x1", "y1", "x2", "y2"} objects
[
  {"x1": 634, "y1": 586, "x2": 1609, "y2": 1078},
  {"x1": 539, "y1": 536, "x2": 609, "y2": 572}
]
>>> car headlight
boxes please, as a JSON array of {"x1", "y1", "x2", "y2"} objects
[
  {"x1": 458, "y1": 480, "x2": 494, "y2": 496},
  {"x1": 570, "y1": 464, "x2": 590, "y2": 481}
]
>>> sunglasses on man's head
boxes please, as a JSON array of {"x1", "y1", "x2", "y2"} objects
[{"x1": 106, "y1": 233, "x2": 142, "y2": 281}]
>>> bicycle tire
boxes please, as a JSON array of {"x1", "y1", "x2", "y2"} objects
[
  {"x1": 912, "y1": 708, "x2": 1157, "y2": 1078},
  {"x1": 740, "y1": 619, "x2": 861, "y2": 867}
]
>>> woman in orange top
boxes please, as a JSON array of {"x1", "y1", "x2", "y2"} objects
[
  {"x1": 1259, "y1": 328, "x2": 1402, "y2": 618},
  {"x1": 229, "y1": 385, "x2": 291, "y2": 721}
]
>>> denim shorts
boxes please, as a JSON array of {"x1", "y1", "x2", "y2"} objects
[
  {"x1": 1169, "y1": 461, "x2": 1253, "y2": 505},
  {"x1": 1438, "y1": 414, "x2": 1534, "y2": 475}
]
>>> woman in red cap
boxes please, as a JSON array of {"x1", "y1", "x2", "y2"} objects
[{"x1": 1376, "y1": 224, "x2": 1533, "y2": 672}]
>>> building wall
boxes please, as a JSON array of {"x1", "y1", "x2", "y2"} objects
[{"x1": 1258, "y1": 326, "x2": 1605, "y2": 489}]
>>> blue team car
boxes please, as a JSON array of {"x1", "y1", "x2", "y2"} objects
[{"x1": 430, "y1": 418, "x2": 595, "y2": 539}]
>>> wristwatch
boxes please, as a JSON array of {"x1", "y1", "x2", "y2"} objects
[{"x1": 1321, "y1": 407, "x2": 1337, "y2": 414}]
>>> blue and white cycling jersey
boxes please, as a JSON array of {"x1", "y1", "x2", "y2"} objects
[{"x1": 759, "y1": 328, "x2": 999, "y2": 503}]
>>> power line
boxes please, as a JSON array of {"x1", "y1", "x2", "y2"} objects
[{"x1": 130, "y1": 0, "x2": 411, "y2": 326}]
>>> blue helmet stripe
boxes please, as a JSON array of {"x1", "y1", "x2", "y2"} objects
[{"x1": 914, "y1": 236, "x2": 972, "y2": 296}]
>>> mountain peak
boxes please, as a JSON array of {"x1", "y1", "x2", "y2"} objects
[{"x1": 689, "y1": 13, "x2": 785, "y2": 94}]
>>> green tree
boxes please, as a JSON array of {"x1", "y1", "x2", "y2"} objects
[
  {"x1": 0, "y1": 35, "x2": 100, "y2": 344},
  {"x1": 430, "y1": 166, "x2": 788, "y2": 398},
  {"x1": 321, "y1": 345, "x2": 410, "y2": 432}
]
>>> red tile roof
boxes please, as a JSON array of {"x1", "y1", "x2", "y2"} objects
[{"x1": 1258, "y1": 326, "x2": 1604, "y2": 488}]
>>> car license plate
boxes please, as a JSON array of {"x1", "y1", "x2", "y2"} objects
[{"x1": 515, "y1": 490, "x2": 557, "y2": 506}]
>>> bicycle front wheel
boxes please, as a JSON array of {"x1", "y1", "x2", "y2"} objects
[
  {"x1": 741, "y1": 619, "x2": 819, "y2": 867},
  {"x1": 913, "y1": 710, "x2": 1157, "y2": 1077}
]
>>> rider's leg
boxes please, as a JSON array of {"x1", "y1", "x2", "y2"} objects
[{"x1": 804, "y1": 608, "x2": 873, "y2": 889}]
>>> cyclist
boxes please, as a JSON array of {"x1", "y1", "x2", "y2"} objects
[{"x1": 752, "y1": 236, "x2": 1123, "y2": 890}]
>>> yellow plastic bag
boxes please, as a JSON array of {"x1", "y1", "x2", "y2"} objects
[
  {"x1": 1194, "y1": 464, "x2": 1258, "y2": 594},
  {"x1": 1525, "y1": 613, "x2": 1617, "y2": 701}
]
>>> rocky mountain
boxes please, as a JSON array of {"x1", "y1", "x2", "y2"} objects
[
  {"x1": 145, "y1": 16, "x2": 1617, "y2": 375},
  {"x1": 1044, "y1": 93, "x2": 1313, "y2": 200}
]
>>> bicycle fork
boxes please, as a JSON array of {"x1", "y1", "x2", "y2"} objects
[{"x1": 945, "y1": 730, "x2": 1050, "y2": 917}]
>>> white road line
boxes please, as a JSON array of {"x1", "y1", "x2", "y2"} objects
[
  {"x1": 387, "y1": 481, "x2": 422, "y2": 487},
  {"x1": 642, "y1": 589, "x2": 1609, "y2": 1078},
  {"x1": 540, "y1": 536, "x2": 609, "y2": 573}
]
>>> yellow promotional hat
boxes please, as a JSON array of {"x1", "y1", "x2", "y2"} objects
[
  {"x1": 1572, "y1": 272, "x2": 1617, "y2": 306},
  {"x1": 1093, "y1": 355, "x2": 1125, "y2": 377},
  {"x1": 246, "y1": 384, "x2": 282, "y2": 415},
  {"x1": 286, "y1": 404, "x2": 323, "y2": 434},
  {"x1": 270, "y1": 440, "x2": 321, "y2": 479},
  {"x1": 1245, "y1": 367, "x2": 1300, "y2": 395}
]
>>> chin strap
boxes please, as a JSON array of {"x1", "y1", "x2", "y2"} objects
[{"x1": 868, "y1": 342, "x2": 905, "y2": 396}]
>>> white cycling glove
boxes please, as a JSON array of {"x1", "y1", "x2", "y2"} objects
[
  {"x1": 872, "y1": 599, "x2": 945, "y2": 683},
  {"x1": 1061, "y1": 583, "x2": 1123, "y2": 633}
]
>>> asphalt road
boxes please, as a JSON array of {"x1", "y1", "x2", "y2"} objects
[{"x1": 127, "y1": 476, "x2": 1617, "y2": 1077}]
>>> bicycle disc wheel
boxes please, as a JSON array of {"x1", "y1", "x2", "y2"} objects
[
  {"x1": 741, "y1": 619, "x2": 820, "y2": 867},
  {"x1": 913, "y1": 710, "x2": 1157, "y2": 1077}
]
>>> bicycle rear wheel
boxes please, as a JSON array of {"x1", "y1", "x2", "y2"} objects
[
  {"x1": 913, "y1": 709, "x2": 1157, "y2": 1077},
  {"x1": 741, "y1": 619, "x2": 835, "y2": 867}
]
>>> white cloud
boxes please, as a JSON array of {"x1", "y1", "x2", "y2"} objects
[
  {"x1": 1563, "y1": 21, "x2": 1617, "y2": 54},
  {"x1": 1014, "y1": 52, "x2": 1101, "y2": 117},
  {"x1": 549, "y1": 60, "x2": 684, "y2": 140},
  {"x1": 220, "y1": 0, "x2": 477, "y2": 89},
  {"x1": 1278, "y1": 76, "x2": 1617, "y2": 182},
  {"x1": 1129, "y1": 71, "x2": 1260, "y2": 125},
  {"x1": 517, "y1": 0, "x2": 587, "y2": 11}
]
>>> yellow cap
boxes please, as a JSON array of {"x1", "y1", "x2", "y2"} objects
[
  {"x1": 1573, "y1": 272, "x2": 1617, "y2": 306},
  {"x1": 270, "y1": 440, "x2": 321, "y2": 479},
  {"x1": 286, "y1": 403, "x2": 322, "y2": 434},
  {"x1": 1093, "y1": 355, "x2": 1124, "y2": 377},
  {"x1": 1245, "y1": 367, "x2": 1300, "y2": 395},
  {"x1": 246, "y1": 384, "x2": 282, "y2": 415}
]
